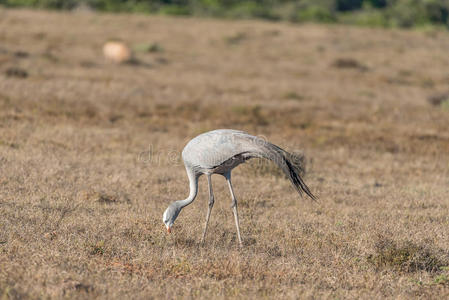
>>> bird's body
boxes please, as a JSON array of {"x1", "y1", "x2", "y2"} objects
[
  {"x1": 182, "y1": 129, "x2": 259, "y2": 174},
  {"x1": 163, "y1": 129, "x2": 315, "y2": 245}
]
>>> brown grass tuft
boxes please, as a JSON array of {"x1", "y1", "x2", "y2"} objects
[
  {"x1": 368, "y1": 237, "x2": 448, "y2": 273},
  {"x1": 332, "y1": 58, "x2": 369, "y2": 71}
]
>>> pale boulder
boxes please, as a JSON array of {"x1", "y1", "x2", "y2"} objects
[{"x1": 103, "y1": 41, "x2": 132, "y2": 63}]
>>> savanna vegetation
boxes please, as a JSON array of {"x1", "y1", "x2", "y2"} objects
[
  {"x1": 2, "y1": 0, "x2": 449, "y2": 28},
  {"x1": 1, "y1": 6, "x2": 449, "y2": 299}
]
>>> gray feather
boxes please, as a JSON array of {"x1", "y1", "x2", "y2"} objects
[{"x1": 182, "y1": 129, "x2": 315, "y2": 200}]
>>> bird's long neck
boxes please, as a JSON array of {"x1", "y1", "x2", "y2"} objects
[{"x1": 175, "y1": 167, "x2": 198, "y2": 209}]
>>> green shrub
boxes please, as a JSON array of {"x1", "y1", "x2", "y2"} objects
[
  {"x1": 159, "y1": 4, "x2": 190, "y2": 16},
  {"x1": 3, "y1": 0, "x2": 77, "y2": 9},
  {"x1": 387, "y1": 0, "x2": 427, "y2": 28},
  {"x1": 1, "y1": 0, "x2": 449, "y2": 29},
  {"x1": 226, "y1": 2, "x2": 280, "y2": 21},
  {"x1": 336, "y1": 0, "x2": 363, "y2": 11},
  {"x1": 387, "y1": 0, "x2": 449, "y2": 28},
  {"x1": 365, "y1": 0, "x2": 387, "y2": 8},
  {"x1": 423, "y1": 0, "x2": 449, "y2": 24},
  {"x1": 339, "y1": 9, "x2": 388, "y2": 27},
  {"x1": 296, "y1": 6, "x2": 337, "y2": 23}
]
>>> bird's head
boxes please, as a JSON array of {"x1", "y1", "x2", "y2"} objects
[{"x1": 163, "y1": 203, "x2": 181, "y2": 233}]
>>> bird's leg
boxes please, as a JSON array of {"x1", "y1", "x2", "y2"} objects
[
  {"x1": 201, "y1": 174, "x2": 215, "y2": 244},
  {"x1": 225, "y1": 172, "x2": 243, "y2": 246}
]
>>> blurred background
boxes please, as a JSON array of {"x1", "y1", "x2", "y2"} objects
[{"x1": 2, "y1": 0, "x2": 449, "y2": 28}]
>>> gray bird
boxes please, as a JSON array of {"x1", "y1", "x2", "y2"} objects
[{"x1": 162, "y1": 129, "x2": 315, "y2": 246}]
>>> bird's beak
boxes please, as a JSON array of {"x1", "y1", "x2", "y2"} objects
[{"x1": 167, "y1": 227, "x2": 171, "y2": 234}]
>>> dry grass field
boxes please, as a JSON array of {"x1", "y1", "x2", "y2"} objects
[{"x1": 1, "y1": 8, "x2": 449, "y2": 299}]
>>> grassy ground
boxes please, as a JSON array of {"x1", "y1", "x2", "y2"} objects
[{"x1": 1, "y1": 8, "x2": 449, "y2": 299}]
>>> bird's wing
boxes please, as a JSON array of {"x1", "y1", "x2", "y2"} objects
[
  {"x1": 182, "y1": 129, "x2": 315, "y2": 200},
  {"x1": 181, "y1": 129, "x2": 257, "y2": 169}
]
